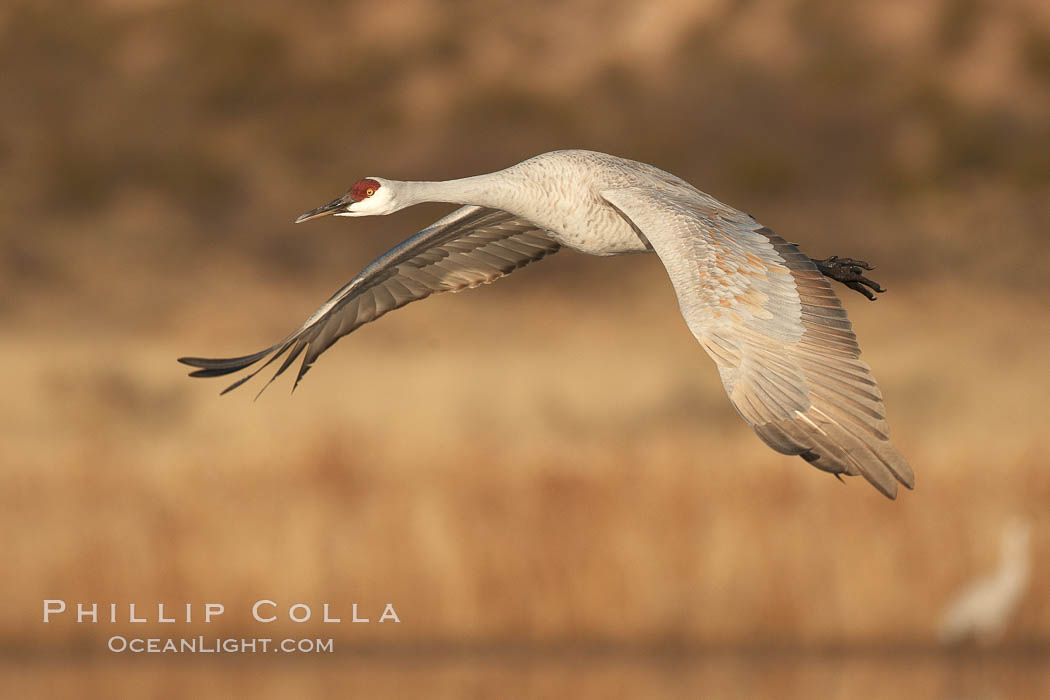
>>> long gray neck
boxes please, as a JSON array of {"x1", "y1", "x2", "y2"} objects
[{"x1": 396, "y1": 173, "x2": 512, "y2": 211}]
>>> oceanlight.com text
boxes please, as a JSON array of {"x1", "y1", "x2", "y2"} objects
[{"x1": 107, "y1": 636, "x2": 334, "y2": 654}]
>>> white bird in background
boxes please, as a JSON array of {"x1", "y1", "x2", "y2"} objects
[
  {"x1": 180, "y1": 150, "x2": 913, "y2": 498},
  {"x1": 940, "y1": 519, "x2": 1032, "y2": 645}
]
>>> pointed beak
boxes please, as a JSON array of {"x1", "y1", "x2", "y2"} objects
[{"x1": 294, "y1": 193, "x2": 353, "y2": 223}]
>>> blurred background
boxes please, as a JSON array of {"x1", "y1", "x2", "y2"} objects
[{"x1": 2, "y1": 0, "x2": 1049, "y2": 697}]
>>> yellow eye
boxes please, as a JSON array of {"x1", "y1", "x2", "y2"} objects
[{"x1": 365, "y1": 188, "x2": 375, "y2": 197}]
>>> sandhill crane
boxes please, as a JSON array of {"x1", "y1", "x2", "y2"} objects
[
  {"x1": 940, "y1": 519, "x2": 1032, "y2": 645},
  {"x1": 179, "y1": 150, "x2": 913, "y2": 497}
]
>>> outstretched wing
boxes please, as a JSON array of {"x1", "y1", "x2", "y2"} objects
[
  {"x1": 602, "y1": 187, "x2": 913, "y2": 498},
  {"x1": 179, "y1": 205, "x2": 560, "y2": 395}
]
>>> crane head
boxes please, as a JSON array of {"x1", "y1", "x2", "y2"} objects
[{"x1": 295, "y1": 178, "x2": 396, "y2": 222}]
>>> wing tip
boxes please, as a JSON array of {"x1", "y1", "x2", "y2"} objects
[
  {"x1": 177, "y1": 346, "x2": 276, "y2": 372},
  {"x1": 177, "y1": 342, "x2": 287, "y2": 393},
  {"x1": 755, "y1": 415, "x2": 913, "y2": 499}
]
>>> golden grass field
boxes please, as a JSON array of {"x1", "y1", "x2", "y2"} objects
[
  {"x1": 2, "y1": 0, "x2": 1049, "y2": 697},
  {"x1": 4, "y1": 265, "x2": 1048, "y2": 697}
]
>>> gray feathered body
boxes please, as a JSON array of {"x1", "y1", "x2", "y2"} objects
[{"x1": 476, "y1": 150, "x2": 694, "y2": 255}]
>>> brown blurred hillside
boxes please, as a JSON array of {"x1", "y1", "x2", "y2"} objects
[
  {"x1": 2, "y1": 0, "x2": 1048, "y2": 319},
  {"x1": 2, "y1": 1, "x2": 1050, "y2": 698}
]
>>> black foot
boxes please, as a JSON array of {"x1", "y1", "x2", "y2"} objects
[{"x1": 812, "y1": 256, "x2": 886, "y2": 301}]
